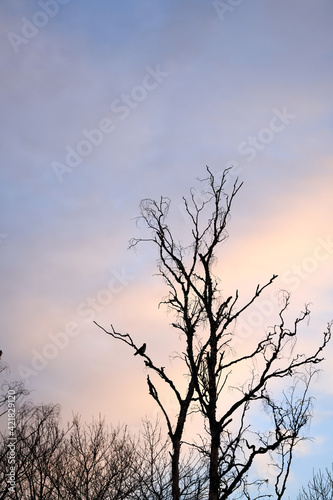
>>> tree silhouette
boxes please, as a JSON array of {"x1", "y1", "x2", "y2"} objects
[
  {"x1": 95, "y1": 167, "x2": 331, "y2": 499},
  {"x1": 0, "y1": 358, "x2": 28, "y2": 419},
  {"x1": 297, "y1": 464, "x2": 333, "y2": 499},
  {"x1": 0, "y1": 398, "x2": 206, "y2": 499}
]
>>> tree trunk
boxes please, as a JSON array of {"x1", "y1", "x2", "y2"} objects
[
  {"x1": 209, "y1": 423, "x2": 220, "y2": 500},
  {"x1": 208, "y1": 332, "x2": 219, "y2": 500},
  {"x1": 171, "y1": 440, "x2": 181, "y2": 500}
]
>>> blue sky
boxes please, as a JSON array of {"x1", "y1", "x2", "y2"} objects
[{"x1": 1, "y1": 0, "x2": 333, "y2": 495}]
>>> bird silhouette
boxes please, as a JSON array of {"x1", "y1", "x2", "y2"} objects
[
  {"x1": 134, "y1": 343, "x2": 146, "y2": 356},
  {"x1": 0, "y1": 350, "x2": 2, "y2": 359}
]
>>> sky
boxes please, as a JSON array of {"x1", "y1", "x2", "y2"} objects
[{"x1": 1, "y1": 0, "x2": 333, "y2": 495}]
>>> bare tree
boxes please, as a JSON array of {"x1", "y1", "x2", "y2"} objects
[
  {"x1": 131, "y1": 418, "x2": 209, "y2": 499},
  {"x1": 95, "y1": 167, "x2": 331, "y2": 499},
  {"x1": 1, "y1": 402, "x2": 145, "y2": 499},
  {"x1": 59, "y1": 416, "x2": 138, "y2": 499},
  {"x1": 0, "y1": 358, "x2": 29, "y2": 418},
  {"x1": 0, "y1": 402, "x2": 69, "y2": 500},
  {"x1": 297, "y1": 465, "x2": 333, "y2": 499},
  {"x1": 0, "y1": 360, "x2": 29, "y2": 500}
]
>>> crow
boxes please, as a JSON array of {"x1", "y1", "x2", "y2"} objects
[{"x1": 134, "y1": 343, "x2": 146, "y2": 356}]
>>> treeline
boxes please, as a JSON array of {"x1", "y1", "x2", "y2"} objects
[
  {"x1": 0, "y1": 401, "x2": 207, "y2": 500},
  {"x1": 1, "y1": 398, "x2": 333, "y2": 499}
]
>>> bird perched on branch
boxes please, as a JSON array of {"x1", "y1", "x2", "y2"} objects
[
  {"x1": 134, "y1": 343, "x2": 146, "y2": 356},
  {"x1": 0, "y1": 350, "x2": 2, "y2": 360}
]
